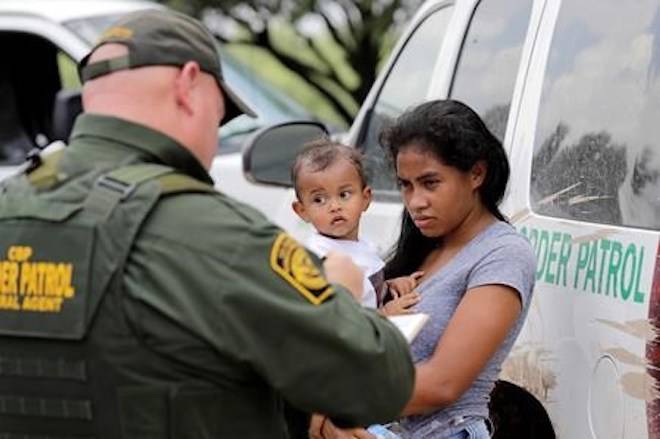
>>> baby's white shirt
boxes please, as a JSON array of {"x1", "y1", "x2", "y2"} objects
[{"x1": 305, "y1": 233, "x2": 384, "y2": 308}]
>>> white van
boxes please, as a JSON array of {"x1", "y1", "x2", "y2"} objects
[{"x1": 234, "y1": 0, "x2": 660, "y2": 437}]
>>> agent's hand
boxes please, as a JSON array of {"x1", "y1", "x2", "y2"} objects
[
  {"x1": 380, "y1": 292, "x2": 421, "y2": 316},
  {"x1": 321, "y1": 418, "x2": 377, "y2": 439},
  {"x1": 386, "y1": 271, "x2": 424, "y2": 298},
  {"x1": 309, "y1": 414, "x2": 326, "y2": 439},
  {"x1": 323, "y1": 251, "x2": 364, "y2": 302}
]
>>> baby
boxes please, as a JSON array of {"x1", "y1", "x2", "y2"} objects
[{"x1": 291, "y1": 138, "x2": 421, "y2": 315}]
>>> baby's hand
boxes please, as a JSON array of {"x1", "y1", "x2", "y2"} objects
[
  {"x1": 386, "y1": 271, "x2": 424, "y2": 298},
  {"x1": 380, "y1": 292, "x2": 421, "y2": 316}
]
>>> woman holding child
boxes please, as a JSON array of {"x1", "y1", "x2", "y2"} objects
[{"x1": 312, "y1": 99, "x2": 536, "y2": 439}]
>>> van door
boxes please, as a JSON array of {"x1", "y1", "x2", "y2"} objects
[
  {"x1": 332, "y1": 1, "x2": 454, "y2": 253},
  {"x1": 508, "y1": 0, "x2": 660, "y2": 437}
]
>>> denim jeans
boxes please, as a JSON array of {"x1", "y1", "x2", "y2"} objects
[{"x1": 445, "y1": 418, "x2": 491, "y2": 439}]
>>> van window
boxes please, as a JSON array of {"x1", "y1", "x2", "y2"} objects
[
  {"x1": 57, "y1": 52, "x2": 81, "y2": 91},
  {"x1": 530, "y1": 2, "x2": 660, "y2": 231},
  {"x1": 449, "y1": 0, "x2": 533, "y2": 142},
  {"x1": 359, "y1": 6, "x2": 453, "y2": 192}
]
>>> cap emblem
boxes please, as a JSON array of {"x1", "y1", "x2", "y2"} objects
[{"x1": 100, "y1": 26, "x2": 133, "y2": 42}]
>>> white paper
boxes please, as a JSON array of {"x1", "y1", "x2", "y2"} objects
[{"x1": 387, "y1": 313, "x2": 429, "y2": 343}]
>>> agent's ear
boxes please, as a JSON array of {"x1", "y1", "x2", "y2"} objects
[
  {"x1": 292, "y1": 199, "x2": 310, "y2": 222},
  {"x1": 174, "y1": 61, "x2": 202, "y2": 117},
  {"x1": 362, "y1": 185, "x2": 373, "y2": 211},
  {"x1": 470, "y1": 161, "x2": 487, "y2": 189}
]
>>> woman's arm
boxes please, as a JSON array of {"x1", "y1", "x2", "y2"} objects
[{"x1": 402, "y1": 284, "x2": 522, "y2": 416}]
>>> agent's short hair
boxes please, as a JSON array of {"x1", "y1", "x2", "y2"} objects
[{"x1": 291, "y1": 138, "x2": 368, "y2": 198}]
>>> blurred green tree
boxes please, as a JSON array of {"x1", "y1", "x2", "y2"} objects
[{"x1": 159, "y1": 0, "x2": 422, "y2": 124}]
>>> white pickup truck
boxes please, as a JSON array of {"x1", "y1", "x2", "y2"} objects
[{"x1": 0, "y1": 0, "x2": 310, "y2": 182}]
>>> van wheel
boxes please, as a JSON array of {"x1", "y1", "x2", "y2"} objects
[{"x1": 489, "y1": 380, "x2": 555, "y2": 439}]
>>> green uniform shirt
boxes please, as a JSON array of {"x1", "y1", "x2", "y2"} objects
[{"x1": 66, "y1": 114, "x2": 414, "y2": 437}]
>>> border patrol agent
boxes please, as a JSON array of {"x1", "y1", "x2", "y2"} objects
[{"x1": 0, "y1": 9, "x2": 414, "y2": 439}]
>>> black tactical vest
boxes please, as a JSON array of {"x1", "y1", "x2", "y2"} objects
[{"x1": 0, "y1": 150, "x2": 218, "y2": 439}]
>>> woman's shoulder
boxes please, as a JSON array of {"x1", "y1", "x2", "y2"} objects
[
  {"x1": 481, "y1": 222, "x2": 535, "y2": 256},
  {"x1": 468, "y1": 222, "x2": 536, "y2": 301},
  {"x1": 465, "y1": 222, "x2": 536, "y2": 277}
]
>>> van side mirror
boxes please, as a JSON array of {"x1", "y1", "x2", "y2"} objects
[{"x1": 243, "y1": 121, "x2": 328, "y2": 187}]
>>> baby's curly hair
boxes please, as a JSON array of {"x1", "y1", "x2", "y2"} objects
[{"x1": 291, "y1": 138, "x2": 368, "y2": 198}]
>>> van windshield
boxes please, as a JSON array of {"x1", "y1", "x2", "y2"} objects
[{"x1": 64, "y1": 14, "x2": 123, "y2": 45}]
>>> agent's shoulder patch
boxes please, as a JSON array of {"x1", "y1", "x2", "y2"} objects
[{"x1": 270, "y1": 233, "x2": 333, "y2": 305}]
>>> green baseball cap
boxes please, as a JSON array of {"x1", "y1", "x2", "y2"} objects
[{"x1": 78, "y1": 9, "x2": 256, "y2": 123}]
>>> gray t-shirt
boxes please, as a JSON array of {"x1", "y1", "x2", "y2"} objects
[{"x1": 400, "y1": 222, "x2": 535, "y2": 438}]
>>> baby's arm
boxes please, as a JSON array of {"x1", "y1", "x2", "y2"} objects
[
  {"x1": 380, "y1": 293, "x2": 421, "y2": 316},
  {"x1": 379, "y1": 271, "x2": 424, "y2": 316}
]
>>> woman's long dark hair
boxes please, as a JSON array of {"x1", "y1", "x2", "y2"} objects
[{"x1": 381, "y1": 99, "x2": 510, "y2": 278}]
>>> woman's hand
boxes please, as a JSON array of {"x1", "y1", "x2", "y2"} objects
[
  {"x1": 386, "y1": 271, "x2": 424, "y2": 298},
  {"x1": 380, "y1": 292, "x2": 421, "y2": 315}
]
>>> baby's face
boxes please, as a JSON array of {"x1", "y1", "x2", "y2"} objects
[{"x1": 294, "y1": 159, "x2": 371, "y2": 241}]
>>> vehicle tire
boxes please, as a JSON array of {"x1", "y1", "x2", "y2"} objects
[{"x1": 489, "y1": 380, "x2": 555, "y2": 439}]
